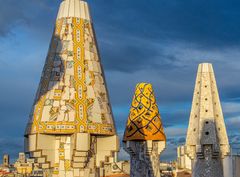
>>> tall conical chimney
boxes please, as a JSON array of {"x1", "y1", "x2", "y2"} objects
[
  {"x1": 24, "y1": 0, "x2": 119, "y2": 176},
  {"x1": 185, "y1": 63, "x2": 230, "y2": 177}
]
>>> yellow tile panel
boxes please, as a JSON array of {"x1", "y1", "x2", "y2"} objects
[
  {"x1": 123, "y1": 83, "x2": 166, "y2": 141},
  {"x1": 27, "y1": 17, "x2": 115, "y2": 135}
]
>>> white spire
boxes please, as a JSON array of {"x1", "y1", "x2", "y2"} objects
[
  {"x1": 186, "y1": 63, "x2": 229, "y2": 160},
  {"x1": 57, "y1": 0, "x2": 91, "y2": 20}
]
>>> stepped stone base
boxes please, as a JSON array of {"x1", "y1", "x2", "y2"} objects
[
  {"x1": 25, "y1": 133, "x2": 119, "y2": 177},
  {"x1": 192, "y1": 145, "x2": 223, "y2": 177}
]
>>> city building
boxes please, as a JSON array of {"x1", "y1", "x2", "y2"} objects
[
  {"x1": 14, "y1": 153, "x2": 34, "y2": 175},
  {"x1": 177, "y1": 146, "x2": 191, "y2": 171},
  {"x1": 2, "y1": 154, "x2": 9, "y2": 167},
  {"x1": 223, "y1": 154, "x2": 240, "y2": 177}
]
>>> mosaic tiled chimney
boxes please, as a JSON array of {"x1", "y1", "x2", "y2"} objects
[
  {"x1": 123, "y1": 83, "x2": 166, "y2": 177},
  {"x1": 24, "y1": 0, "x2": 119, "y2": 176},
  {"x1": 185, "y1": 63, "x2": 230, "y2": 177}
]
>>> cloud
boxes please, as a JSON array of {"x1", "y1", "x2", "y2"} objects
[
  {"x1": 165, "y1": 127, "x2": 187, "y2": 138},
  {"x1": 0, "y1": 0, "x2": 57, "y2": 38},
  {"x1": 0, "y1": 0, "x2": 26, "y2": 36},
  {"x1": 91, "y1": 0, "x2": 240, "y2": 49},
  {"x1": 99, "y1": 35, "x2": 181, "y2": 73},
  {"x1": 226, "y1": 116, "x2": 240, "y2": 130},
  {"x1": 222, "y1": 102, "x2": 240, "y2": 114},
  {"x1": 227, "y1": 117, "x2": 240, "y2": 124}
]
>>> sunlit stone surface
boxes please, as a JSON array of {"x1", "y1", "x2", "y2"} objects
[
  {"x1": 185, "y1": 63, "x2": 230, "y2": 177},
  {"x1": 24, "y1": 0, "x2": 119, "y2": 176}
]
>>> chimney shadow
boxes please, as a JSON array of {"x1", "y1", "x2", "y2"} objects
[
  {"x1": 192, "y1": 119, "x2": 224, "y2": 177},
  {"x1": 25, "y1": 24, "x2": 71, "y2": 135}
]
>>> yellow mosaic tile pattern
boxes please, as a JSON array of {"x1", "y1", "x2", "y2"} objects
[
  {"x1": 53, "y1": 163, "x2": 59, "y2": 175},
  {"x1": 27, "y1": 17, "x2": 115, "y2": 136},
  {"x1": 123, "y1": 83, "x2": 166, "y2": 141},
  {"x1": 64, "y1": 160, "x2": 71, "y2": 171}
]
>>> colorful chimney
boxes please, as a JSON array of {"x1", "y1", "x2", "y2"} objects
[
  {"x1": 123, "y1": 83, "x2": 166, "y2": 177},
  {"x1": 185, "y1": 63, "x2": 230, "y2": 177},
  {"x1": 123, "y1": 83, "x2": 166, "y2": 142},
  {"x1": 24, "y1": 0, "x2": 119, "y2": 176}
]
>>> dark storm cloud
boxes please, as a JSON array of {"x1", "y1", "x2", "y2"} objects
[
  {"x1": 91, "y1": 0, "x2": 240, "y2": 48},
  {"x1": 2, "y1": 0, "x2": 240, "y2": 53},
  {"x1": 99, "y1": 35, "x2": 180, "y2": 72},
  {"x1": 0, "y1": 0, "x2": 57, "y2": 38},
  {"x1": 0, "y1": 0, "x2": 26, "y2": 36},
  {"x1": 88, "y1": 0, "x2": 240, "y2": 75},
  {"x1": 3, "y1": 0, "x2": 240, "y2": 72}
]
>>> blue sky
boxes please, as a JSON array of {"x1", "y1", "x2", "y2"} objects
[{"x1": 1, "y1": 0, "x2": 240, "y2": 162}]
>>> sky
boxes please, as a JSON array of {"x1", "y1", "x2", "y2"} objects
[{"x1": 0, "y1": 0, "x2": 240, "y2": 162}]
